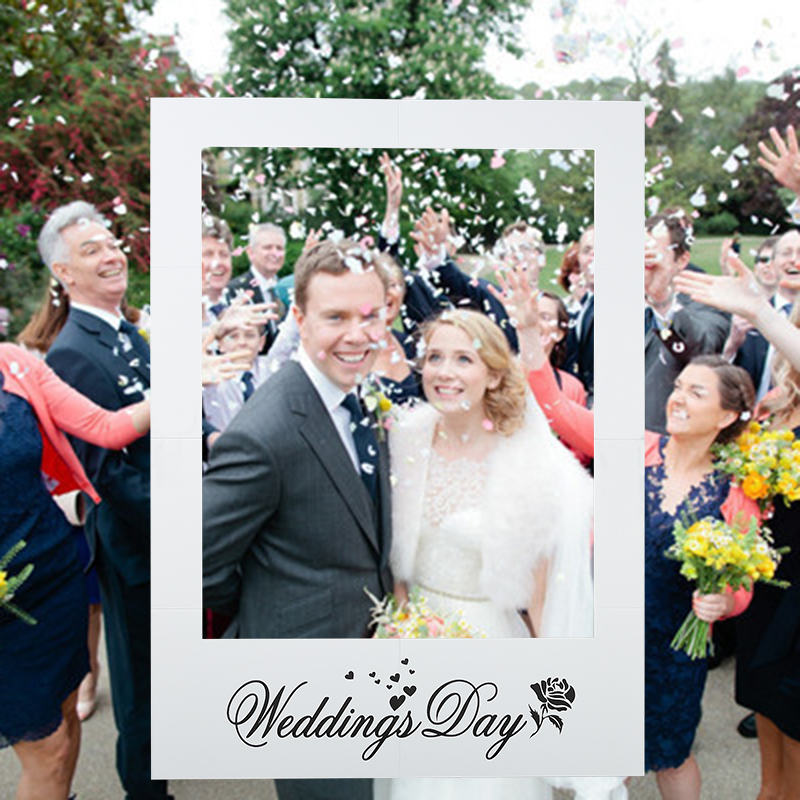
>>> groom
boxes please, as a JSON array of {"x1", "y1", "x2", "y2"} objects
[
  {"x1": 203, "y1": 237, "x2": 393, "y2": 638},
  {"x1": 203, "y1": 238, "x2": 393, "y2": 799}
]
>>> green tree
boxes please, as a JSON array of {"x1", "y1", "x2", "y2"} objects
[
  {"x1": 0, "y1": 0, "x2": 200, "y2": 328},
  {"x1": 735, "y1": 69, "x2": 800, "y2": 231},
  {"x1": 224, "y1": 0, "x2": 532, "y2": 100},
  {"x1": 204, "y1": 147, "x2": 594, "y2": 280}
]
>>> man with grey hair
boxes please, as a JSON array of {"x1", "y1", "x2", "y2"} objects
[
  {"x1": 226, "y1": 222, "x2": 287, "y2": 352},
  {"x1": 41, "y1": 202, "x2": 165, "y2": 799}
]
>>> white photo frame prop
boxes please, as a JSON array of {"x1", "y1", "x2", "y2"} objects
[{"x1": 151, "y1": 99, "x2": 644, "y2": 780}]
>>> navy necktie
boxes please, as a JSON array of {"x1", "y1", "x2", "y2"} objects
[
  {"x1": 645, "y1": 307, "x2": 655, "y2": 335},
  {"x1": 341, "y1": 393, "x2": 379, "y2": 502},
  {"x1": 241, "y1": 371, "x2": 255, "y2": 402},
  {"x1": 119, "y1": 319, "x2": 150, "y2": 361}
]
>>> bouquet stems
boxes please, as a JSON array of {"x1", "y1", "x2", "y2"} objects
[{"x1": 670, "y1": 612, "x2": 712, "y2": 660}]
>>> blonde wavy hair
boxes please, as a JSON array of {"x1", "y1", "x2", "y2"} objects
[
  {"x1": 419, "y1": 309, "x2": 528, "y2": 435},
  {"x1": 761, "y1": 303, "x2": 800, "y2": 422}
]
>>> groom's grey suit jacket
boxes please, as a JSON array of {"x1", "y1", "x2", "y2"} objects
[{"x1": 203, "y1": 360, "x2": 393, "y2": 638}]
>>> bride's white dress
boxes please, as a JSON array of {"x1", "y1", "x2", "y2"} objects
[
  {"x1": 376, "y1": 450, "x2": 550, "y2": 800},
  {"x1": 375, "y1": 401, "x2": 627, "y2": 800}
]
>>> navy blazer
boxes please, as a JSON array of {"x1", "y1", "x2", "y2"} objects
[
  {"x1": 564, "y1": 293, "x2": 594, "y2": 402},
  {"x1": 47, "y1": 308, "x2": 151, "y2": 585}
]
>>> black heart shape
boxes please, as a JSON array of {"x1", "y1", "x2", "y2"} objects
[
  {"x1": 390, "y1": 694, "x2": 406, "y2": 711},
  {"x1": 409, "y1": 669, "x2": 415, "y2": 674},
  {"x1": 401, "y1": 658, "x2": 409, "y2": 665},
  {"x1": 369, "y1": 672, "x2": 376, "y2": 677},
  {"x1": 374, "y1": 679, "x2": 380, "y2": 684},
  {"x1": 345, "y1": 671, "x2": 354, "y2": 680},
  {"x1": 390, "y1": 673, "x2": 400, "y2": 682},
  {"x1": 403, "y1": 685, "x2": 417, "y2": 696}
]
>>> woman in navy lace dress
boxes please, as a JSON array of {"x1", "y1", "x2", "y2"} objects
[
  {"x1": 645, "y1": 356, "x2": 758, "y2": 799},
  {"x1": 0, "y1": 344, "x2": 149, "y2": 800}
]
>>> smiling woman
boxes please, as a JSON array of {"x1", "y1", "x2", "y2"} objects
[{"x1": 644, "y1": 355, "x2": 759, "y2": 799}]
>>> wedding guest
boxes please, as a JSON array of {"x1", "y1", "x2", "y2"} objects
[
  {"x1": 201, "y1": 214, "x2": 234, "y2": 324},
  {"x1": 367, "y1": 255, "x2": 421, "y2": 406},
  {"x1": 734, "y1": 304, "x2": 800, "y2": 799},
  {"x1": 0, "y1": 343, "x2": 149, "y2": 800},
  {"x1": 676, "y1": 260, "x2": 800, "y2": 793},
  {"x1": 39, "y1": 201, "x2": 163, "y2": 798},
  {"x1": 557, "y1": 241, "x2": 585, "y2": 312},
  {"x1": 644, "y1": 212, "x2": 730, "y2": 433},
  {"x1": 202, "y1": 312, "x2": 267, "y2": 433},
  {"x1": 644, "y1": 355, "x2": 758, "y2": 799},
  {"x1": 563, "y1": 225, "x2": 594, "y2": 404},
  {"x1": 17, "y1": 283, "x2": 150, "y2": 724},
  {"x1": 380, "y1": 309, "x2": 621, "y2": 800},
  {"x1": 226, "y1": 222, "x2": 289, "y2": 352}
]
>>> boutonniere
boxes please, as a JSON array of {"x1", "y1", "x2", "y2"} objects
[
  {"x1": 137, "y1": 328, "x2": 150, "y2": 344},
  {"x1": 360, "y1": 380, "x2": 396, "y2": 441}
]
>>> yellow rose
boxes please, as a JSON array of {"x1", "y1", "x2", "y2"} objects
[
  {"x1": 742, "y1": 472, "x2": 770, "y2": 500},
  {"x1": 378, "y1": 394, "x2": 393, "y2": 413},
  {"x1": 0, "y1": 570, "x2": 7, "y2": 600},
  {"x1": 757, "y1": 560, "x2": 776, "y2": 580}
]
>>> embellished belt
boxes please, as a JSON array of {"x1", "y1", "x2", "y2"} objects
[{"x1": 416, "y1": 583, "x2": 489, "y2": 603}]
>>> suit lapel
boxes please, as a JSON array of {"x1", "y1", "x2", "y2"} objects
[
  {"x1": 71, "y1": 309, "x2": 150, "y2": 386},
  {"x1": 285, "y1": 365, "x2": 381, "y2": 555}
]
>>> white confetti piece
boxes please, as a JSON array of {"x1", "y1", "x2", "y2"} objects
[{"x1": 13, "y1": 60, "x2": 33, "y2": 78}]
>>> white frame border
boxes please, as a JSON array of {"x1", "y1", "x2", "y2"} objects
[{"x1": 150, "y1": 99, "x2": 644, "y2": 779}]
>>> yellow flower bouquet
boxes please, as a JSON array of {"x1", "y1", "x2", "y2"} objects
[
  {"x1": 365, "y1": 588, "x2": 485, "y2": 639},
  {"x1": 714, "y1": 421, "x2": 800, "y2": 512},
  {"x1": 0, "y1": 539, "x2": 36, "y2": 626},
  {"x1": 666, "y1": 515, "x2": 787, "y2": 659}
]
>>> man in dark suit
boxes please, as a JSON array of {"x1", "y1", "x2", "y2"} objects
[
  {"x1": 38, "y1": 202, "x2": 165, "y2": 799},
  {"x1": 204, "y1": 239, "x2": 393, "y2": 800},
  {"x1": 644, "y1": 213, "x2": 730, "y2": 433},
  {"x1": 225, "y1": 222, "x2": 288, "y2": 352},
  {"x1": 564, "y1": 225, "x2": 594, "y2": 407}
]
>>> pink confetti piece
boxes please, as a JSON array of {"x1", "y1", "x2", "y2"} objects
[
  {"x1": 490, "y1": 150, "x2": 506, "y2": 169},
  {"x1": 737, "y1": 66, "x2": 751, "y2": 79},
  {"x1": 645, "y1": 110, "x2": 658, "y2": 128},
  {"x1": 482, "y1": 419, "x2": 494, "y2": 432},
  {"x1": 254, "y1": 174, "x2": 266, "y2": 185},
  {"x1": 359, "y1": 303, "x2": 374, "y2": 315}
]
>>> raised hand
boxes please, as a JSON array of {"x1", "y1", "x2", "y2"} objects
[
  {"x1": 304, "y1": 227, "x2": 322, "y2": 252},
  {"x1": 214, "y1": 297, "x2": 278, "y2": 338},
  {"x1": 488, "y1": 265, "x2": 540, "y2": 332},
  {"x1": 379, "y1": 151, "x2": 403, "y2": 232},
  {"x1": 673, "y1": 252, "x2": 765, "y2": 320},
  {"x1": 758, "y1": 125, "x2": 800, "y2": 195},
  {"x1": 201, "y1": 328, "x2": 253, "y2": 386},
  {"x1": 409, "y1": 206, "x2": 452, "y2": 266}
]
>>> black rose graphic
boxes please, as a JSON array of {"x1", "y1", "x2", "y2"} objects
[
  {"x1": 528, "y1": 678, "x2": 576, "y2": 738},
  {"x1": 531, "y1": 678, "x2": 575, "y2": 713}
]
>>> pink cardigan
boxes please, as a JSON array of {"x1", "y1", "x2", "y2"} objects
[
  {"x1": 645, "y1": 430, "x2": 758, "y2": 618},
  {"x1": 0, "y1": 344, "x2": 142, "y2": 503},
  {"x1": 528, "y1": 364, "x2": 594, "y2": 459}
]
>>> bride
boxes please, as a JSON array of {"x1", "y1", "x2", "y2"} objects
[{"x1": 376, "y1": 308, "x2": 623, "y2": 800}]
